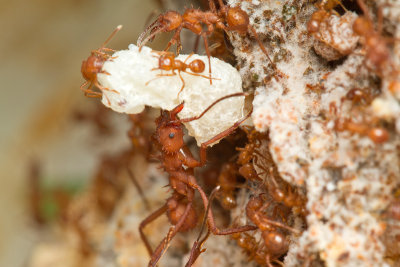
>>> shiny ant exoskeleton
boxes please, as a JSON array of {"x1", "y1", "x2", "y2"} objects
[
  {"x1": 236, "y1": 127, "x2": 266, "y2": 182},
  {"x1": 307, "y1": 0, "x2": 346, "y2": 34},
  {"x1": 137, "y1": 0, "x2": 276, "y2": 83},
  {"x1": 80, "y1": 25, "x2": 122, "y2": 104},
  {"x1": 215, "y1": 162, "x2": 239, "y2": 210},
  {"x1": 245, "y1": 194, "x2": 300, "y2": 266},
  {"x1": 139, "y1": 93, "x2": 257, "y2": 267},
  {"x1": 146, "y1": 51, "x2": 214, "y2": 97}
]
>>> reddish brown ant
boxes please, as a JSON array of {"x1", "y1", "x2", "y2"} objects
[
  {"x1": 352, "y1": 0, "x2": 392, "y2": 76},
  {"x1": 215, "y1": 162, "x2": 239, "y2": 210},
  {"x1": 137, "y1": 0, "x2": 276, "y2": 83},
  {"x1": 81, "y1": 25, "x2": 122, "y2": 104},
  {"x1": 307, "y1": 0, "x2": 347, "y2": 34},
  {"x1": 245, "y1": 194, "x2": 300, "y2": 266},
  {"x1": 335, "y1": 116, "x2": 390, "y2": 144},
  {"x1": 139, "y1": 93, "x2": 257, "y2": 266},
  {"x1": 236, "y1": 127, "x2": 266, "y2": 182},
  {"x1": 146, "y1": 51, "x2": 215, "y2": 97}
]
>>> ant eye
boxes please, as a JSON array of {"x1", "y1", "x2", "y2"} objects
[{"x1": 169, "y1": 133, "x2": 175, "y2": 138}]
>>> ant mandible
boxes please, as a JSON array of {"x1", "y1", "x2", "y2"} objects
[
  {"x1": 146, "y1": 51, "x2": 214, "y2": 97},
  {"x1": 81, "y1": 25, "x2": 122, "y2": 104},
  {"x1": 139, "y1": 93, "x2": 257, "y2": 267},
  {"x1": 137, "y1": 0, "x2": 276, "y2": 84}
]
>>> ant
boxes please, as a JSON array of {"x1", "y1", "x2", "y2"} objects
[
  {"x1": 81, "y1": 25, "x2": 122, "y2": 104},
  {"x1": 146, "y1": 51, "x2": 214, "y2": 97},
  {"x1": 335, "y1": 115, "x2": 390, "y2": 144},
  {"x1": 245, "y1": 194, "x2": 300, "y2": 267},
  {"x1": 215, "y1": 162, "x2": 239, "y2": 210},
  {"x1": 236, "y1": 127, "x2": 267, "y2": 182},
  {"x1": 139, "y1": 93, "x2": 257, "y2": 266},
  {"x1": 352, "y1": 0, "x2": 392, "y2": 76},
  {"x1": 137, "y1": 0, "x2": 276, "y2": 84},
  {"x1": 307, "y1": 0, "x2": 347, "y2": 34}
]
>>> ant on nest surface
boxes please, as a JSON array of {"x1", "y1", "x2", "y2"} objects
[
  {"x1": 137, "y1": 0, "x2": 278, "y2": 83},
  {"x1": 139, "y1": 92, "x2": 258, "y2": 267},
  {"x1": 198, "y1": 126, "x2": 306, "y2": 266},
  {"x1": 146, "y1": 51, "x2": 216, "y2": 97},
  {"x1": 80, "y1": 25, "x2": 122, "y2": 105}
]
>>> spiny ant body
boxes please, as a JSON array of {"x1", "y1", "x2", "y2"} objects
[
  {"x1": 81, "y1": 25, "x2": 122, "y2": 104},
  {"x1": 139, "y1": 93, "x2": 256, "y2": 267},
  {"x1": 137, "y1": 0, "x2": 276, "y2": 83}
]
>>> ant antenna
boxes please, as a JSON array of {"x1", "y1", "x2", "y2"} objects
[
  {"x1": 137, "y1": 20, "x2": 165, "y2": 50},
  {"x1": 100, "y1": 25, "x2": 123, "y2": 49}
]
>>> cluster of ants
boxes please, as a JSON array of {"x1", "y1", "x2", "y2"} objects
[
  {"x1": 77, "y1": 0, "x2": 400, "y2": 266},
  {"x1": 79, "y1": 0, "x2": 305, "y2": 265},
  {"x1": 307, "y1": 0, "x2": 399, "y2": 144}
]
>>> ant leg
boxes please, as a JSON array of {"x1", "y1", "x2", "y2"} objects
[
  {"x1": 139, "y1": 203, "x2": 168, "y2": 256},
  {"x1": 145, "y1": 72, "x2": 177, "y2": 86},
  {"x1": 182, "y1": 70, "x2": 220, "y2": 80},
  {"x1": 201, "y1": 32, "x2": 213, "y2": 85},
  {"x1": 165, "y1": 27, "x2": 183, "y2": 53},
  {"x1": 193, "y1": 35, "x2": 201, "y2": 54},
  {"x1": 94, "y1": 80, "x2": 119, "y2": 94},
  {"x1": 81, "y1": 83, "x2": 103, "y2": 98},
  {"x1": 185, "y1": 186, "x2": 220, "y2": 266},
  {"x1": 174, "y1": 174, "x2": 257, "y2": 235},
  {"x1": 248, "y1": 25, "x2": 276, "y2": 69},
  {"x1": 266, "y1": 254, "x2": 274, "y2": 267},
  {"x1": 184, "y1": 187, "x2": 218, "y2": 266},
  {"x1": 127, "y1": 168, "x2": 150, "y2": 210},
  {"x1": 260, "y1": 216, "x2": 300, "y2": 234},
  {"x1": 198, "y1": 106, "x2": 253, "y2": 166},
  {"x1": 208, "y1": 0, "x2": 217, "y2": 12},
  {"x1": 183, "y1": 52, "x2": 195, "y2": 64},
  {"x1": 149, "y1": 202, "x2": 194, "y2": 267},
  {"x1": 177, "y1": 71, "x2": 185, "y2": 98},
  {"x1": 180, "y1": 92, "x2": 249, "y2": 123}
]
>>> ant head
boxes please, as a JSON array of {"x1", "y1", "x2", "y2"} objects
[
  {"x1": 156, "y1": 103, "x2": 185, "y2": 153},
  {"x1": 160, "y1": 11, "x2": 183, "y2": 31},
  {"x1": 159, "y1": 53, "x2": 175, "y2": 70},
  {"x1": 158, "y1": 125, "x2": 184, "y2": 153},
  {"x1": 81, "y1": 55, "x2": 104, "y2": 81},
  {"x1": 189, "y1": 59, "x2": 205, "y2": 73},
  {"x1": 226, "y1": 7, "x2": 249, "y2": 35}
]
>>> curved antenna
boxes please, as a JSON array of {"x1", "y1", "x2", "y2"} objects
[
  {"x1": 100, "y1": 25, "x2": 123, "y2": 49},
  {"x1": 179, "y1": 92, "x2": 249, "y2": 123},
  {"x1": 137, "y1": 18, "x2": 165, "y2": 49}
]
